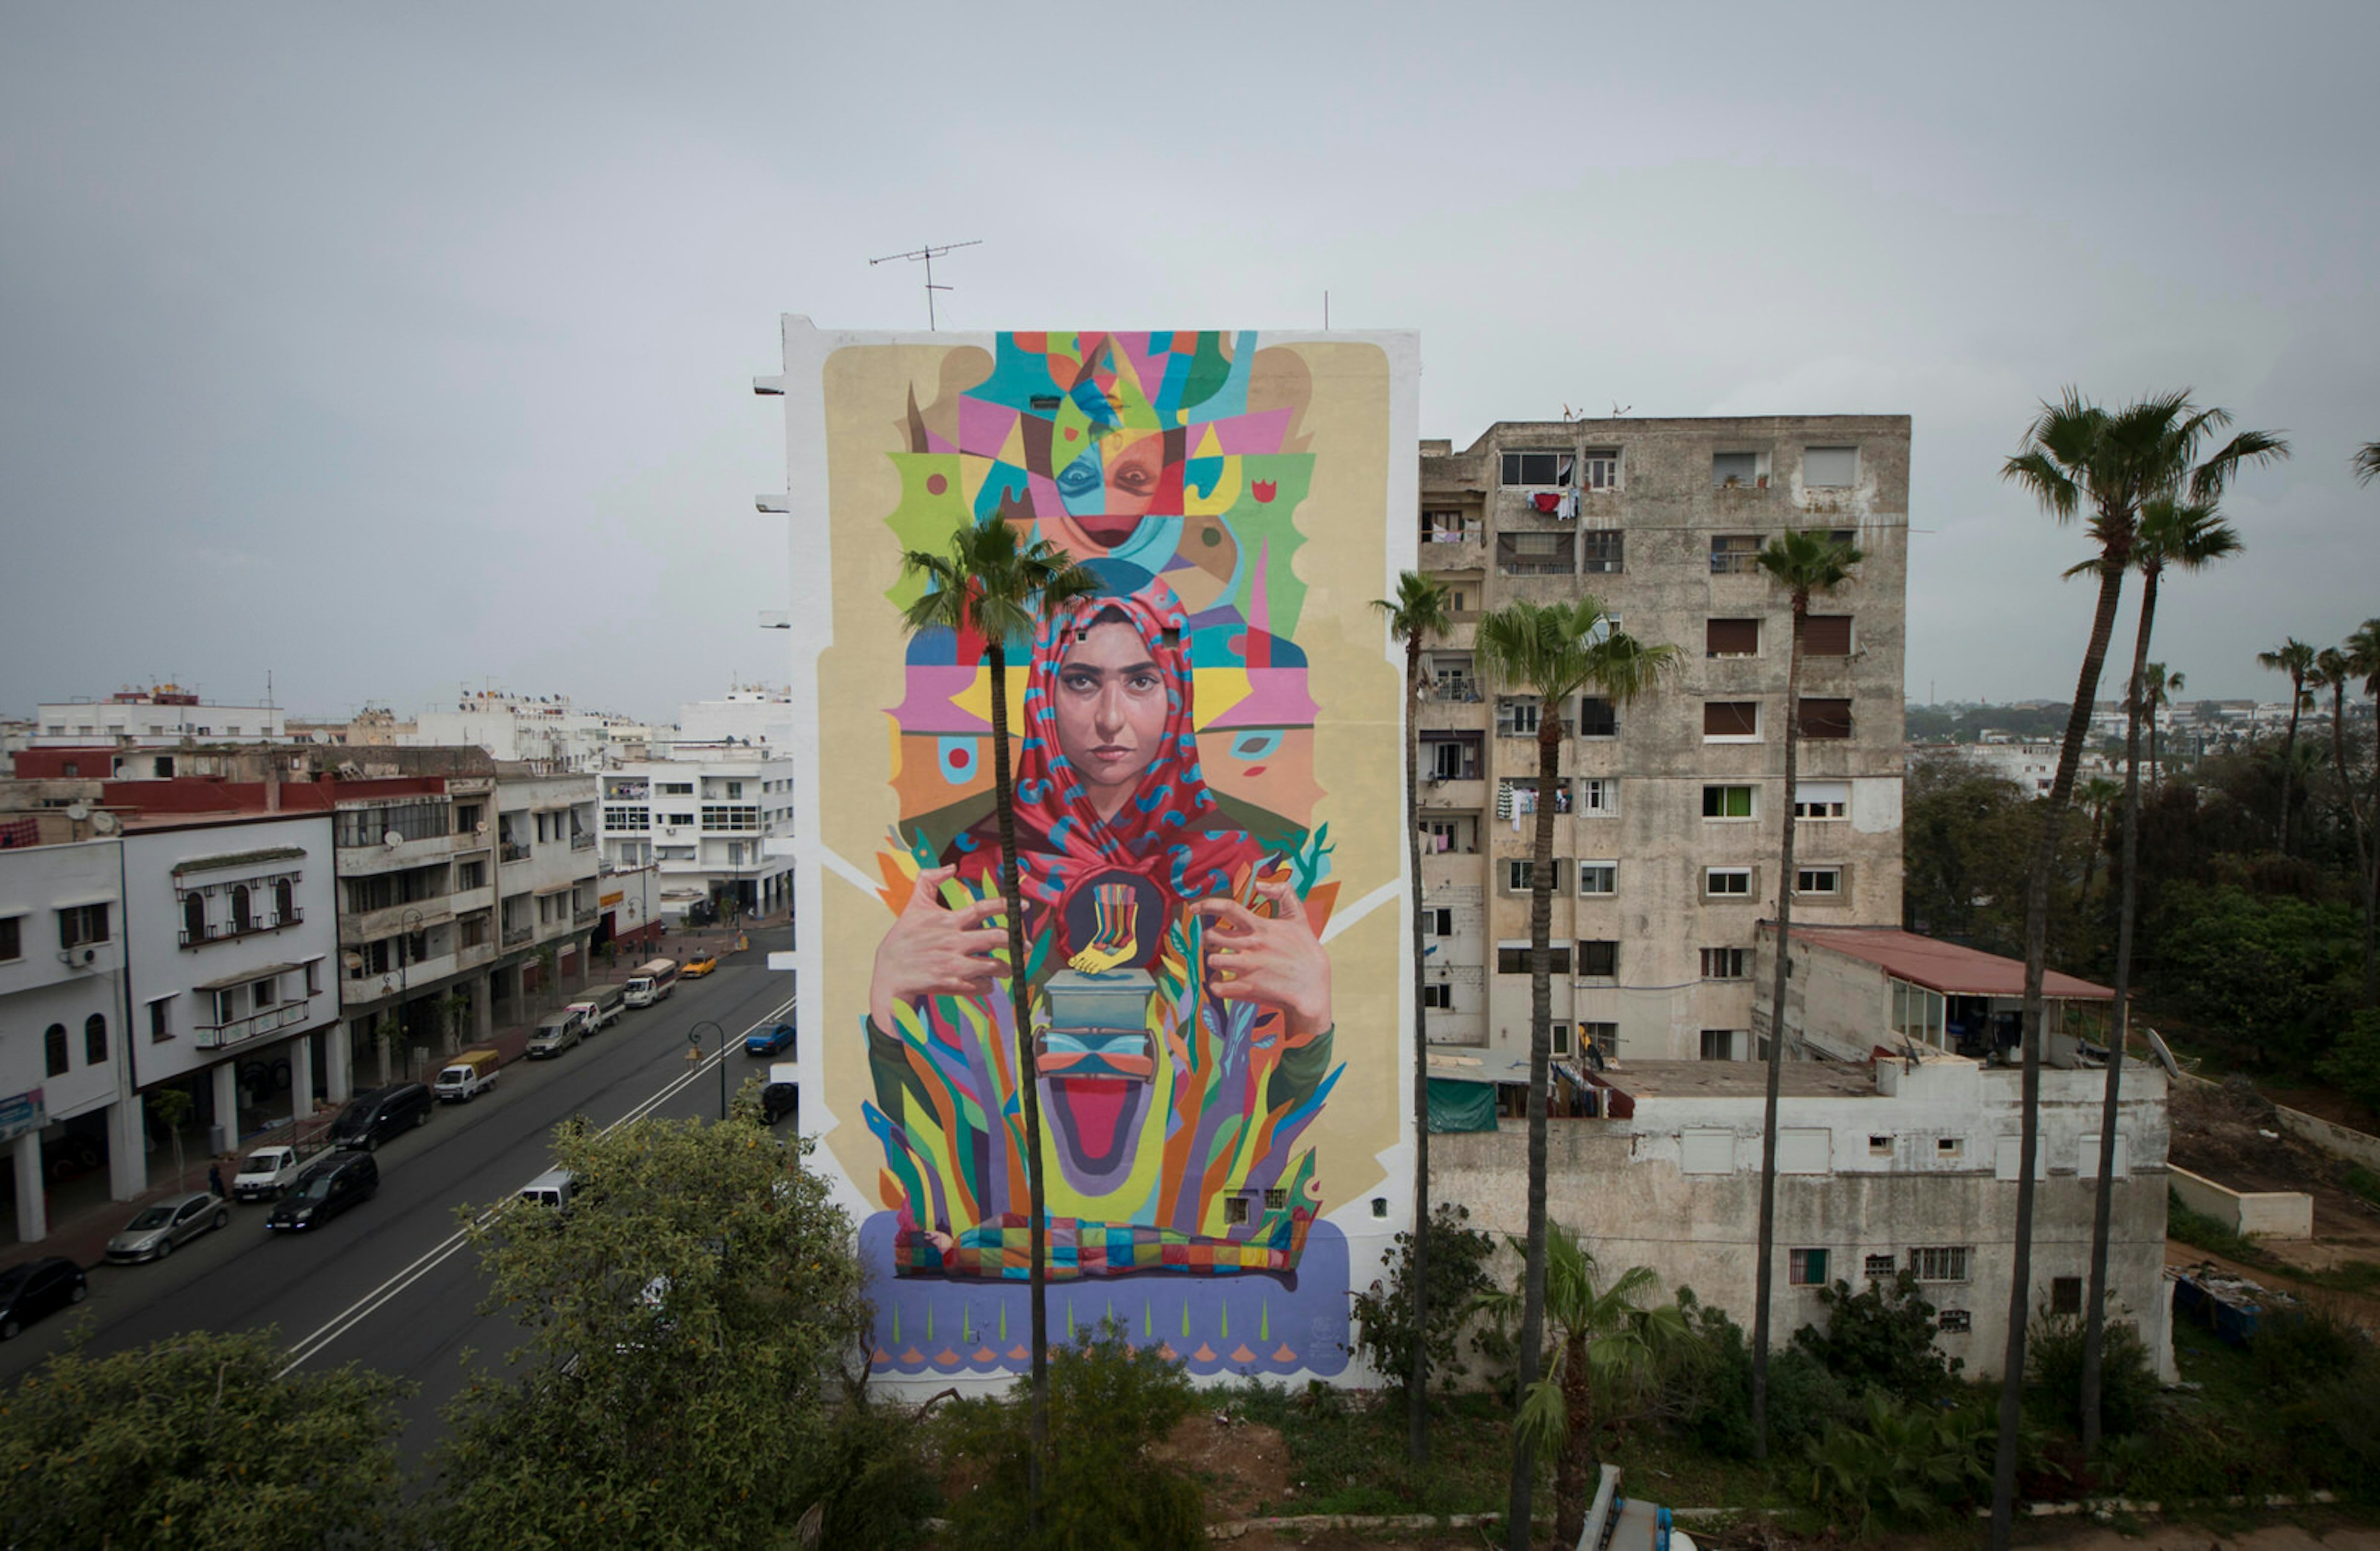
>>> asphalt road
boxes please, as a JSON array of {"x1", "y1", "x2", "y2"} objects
[{"x1": 0, "y1": 924, "x2": 800, "y2": 1460}]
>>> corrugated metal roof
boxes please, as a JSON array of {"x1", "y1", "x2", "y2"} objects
[{"x1": 1787, "y1": 925, "x2": 2113, "y2": 1001}]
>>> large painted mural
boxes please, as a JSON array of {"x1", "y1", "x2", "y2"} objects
[{"x1": 778, "y1": 322, "x2": 1416, "y2": 1383}]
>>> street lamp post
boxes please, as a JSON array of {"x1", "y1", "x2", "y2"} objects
[
  {"x1": 397, "y1": 907, "x2": 423, "y2": 1078},
  {"x1": 689, "y1": 1019, "x2": 726, "y2": 1120}
]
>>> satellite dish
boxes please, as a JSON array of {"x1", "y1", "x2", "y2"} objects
[
  {"x1": 384, "y1": 830, "x2": 404, "y2": 848},
  {"x1": 65, "y1": 802, "x2": 91, "y2": 820},
  {"x1": 343, "y1": 952, "x2": 364, "y2": 971},
  {"x1": 92, "y1": 812, "x2": 120, "y2": 835},
  {"x1": 475, "y1": 820, "x2": 489, "y2": 834}
]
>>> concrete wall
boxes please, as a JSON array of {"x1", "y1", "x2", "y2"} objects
[
  {"x1": 2173, "y1": 1069, "x2": 2380, "y2": 1173},
  {"x1": 2169, "y1": 1164, "x2": 2314, "y2": 1240},
  {"x1": 0, "y1": 838, "x2": 129, "y2": 1125},
  {"x1": 1419, "y1": 416, "x2": 1910, "y2": 1063}
]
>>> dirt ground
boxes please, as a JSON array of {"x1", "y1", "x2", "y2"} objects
[{"x1": 2167, "y1": 1079, "x2": 2380, "y2": 1265}]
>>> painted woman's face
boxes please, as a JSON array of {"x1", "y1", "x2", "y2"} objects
[
  {"x1": 1054, "y1": 621, "x2": 1168, "y2": 816},
  {"x1": 1100, "y1": 433, "x2": 1164, "y2": 516}
]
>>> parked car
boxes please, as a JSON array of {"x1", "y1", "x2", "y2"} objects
[
  {"x1": 230, "y1": 1141, "x2": 339, "y2": 1202},
  {"x1": 568, "y1": 984, "x2": 627, "y2": 1030},
  {"x1": 105, "y1": 1192, "x2": 230, "y2": 1263},
  {"x1": 745, "y1": 1022, "x2": 795, "y2": 1058},
  {"x1": 526, "y1": 1008, "x2": 589, "y2": 1060},
  {"x1": 329, "y1": 1083, "x2": 433, "y2": 1153},
  {"x1": 681, "y1": 952, "x2": 720, "y2": 978},
  {"x1": 267, "y1": 1152, "x2": 379, "y2": 1232},
  {"x1": 434, "y1": 1047, "x2": 502, "y2": 1102},
  {"x1": 517, "y1": 1167, "x2": 576, "y2": 1211},
  {"x1": 0, "y1": 1257, "x2": 87, "y2": 1340},
  {"x1": 623, "y1": 958, "x2": 678, "y2": 1008},
  {"x1": 759, "y1": 1083, "x2": 799, "y2": 1127}
]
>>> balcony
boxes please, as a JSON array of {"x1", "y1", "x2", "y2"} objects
[
  {"x1": 500, "y1": 840, "x2": 532, "y2": 863},
  {"x1": 195, "y1": 999, "x2": 314, "y2": 1051},
  {"x1": 502, "y1": 923, "x2": 534, "y2": 948},
  {"x1": 179, "y1": 909, "x2": 302, "y2": 949},
  {"x1": 573, "y1": 904, "x2": 598, "y2": 926},
  {"x1": 571, "y1": 832, "x2": 596, "y2": 851}
]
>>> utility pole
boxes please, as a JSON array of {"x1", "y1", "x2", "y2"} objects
[{"x1": 868, "y1": 240, "x2": 982, "y2": 330}]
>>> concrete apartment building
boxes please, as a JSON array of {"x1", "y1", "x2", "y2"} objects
[
  {"x1": 598, "y1": 753, "x2": 794, "y2": 923},
  {"x1": 33, "y1": 685, "x2": 286, "y2": 749},
  {"x1": 408, "y1": 690, "x2": 643, "y2": 771},
  {"x1": 1, "y1": 838, "x2": 131, "y2": 1239},
  {"x1": 1414, "y1": 417, "x2": 1910, "y2": 1066}
]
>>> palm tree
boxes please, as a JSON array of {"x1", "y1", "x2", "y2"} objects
[
  {"x1": 2312, "y1": 636, "x2": 2379, "y2": 1009},
  {"x1": 1747, "y1": 528, "x2": 1862, "y2": 1462},
  {"x1": 2081, "y1": 497, "x2": 2239, "y2": 1452},
  {"x1": 2345, "y1": 619, "x2": 2380, "y2": 1006},
  {"x1": 1473, "y1": 597, "x2": 1680, "y2": 1551},
  {"x1": 1372, "y1": 571, "x2": 1454, "y2": 1465},
  {"x1": 896, "y1": 513, "x2": 1101, "y2": 1519},
  {"x1": 2257, "y1": 638, "x2": 2317, "y2": 853},
  {"x1": 1990, "y1": 389, "x2": 2285, "y2": 1550},
  {"x1": 1483, "y1": 1226, "x2": 1696, "y2": 1547},
  {"x1": 2141, "y1": 663, "x2": 2186, "y2": 789},
  {"x1": 2076, "y1": 776, "x2": 2123, "y2": 905},
  {"x1": 2356, "y1": 441, "x2": 2380, "y2": 486}
]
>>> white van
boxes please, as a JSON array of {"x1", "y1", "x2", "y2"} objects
[
  {"x1": 622, "y1": 958, "x2": 678, "y2": 1008},
  {"x1": 518, "y1": 1168, "x2": 576, "y2": 1211},
  {"x1": 568, "y1": 983, "x2": 627, "y2": 1032}
]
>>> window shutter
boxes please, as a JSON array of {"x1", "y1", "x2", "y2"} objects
[
  {"x1": 1704, "y1": 701, "x2": 1759, "y2": 737},
  {"x1": 1797, "y1": 699, "x2": 1853, "y2": 739},
  {"x1": 1803, "y1": 447, "x2": 1858, "y2": 487},
  {"x1": 1804, "y1": 615, "x2": 1853, "y2": 656},
  {"x1": 1706, "y1": 618, "x2": 1761, "y2": 656}
]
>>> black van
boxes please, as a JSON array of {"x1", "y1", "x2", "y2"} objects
[
  {"x1": 330, "y1": 1083, "x2": 433, "y2": 1152},
  {"x1": 267, "y1": 1151, "x2": 379, "y2": 1232}
]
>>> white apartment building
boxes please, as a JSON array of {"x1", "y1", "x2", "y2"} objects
[
  {"x1": 408, "y1": 690, "x2": 641, "y2": 771},
  {"x1": 1417, "y1": 418, "x2": 1910, "y2": 1065},
  {"x1": 599, "y1": 755, "x2": 793, "y2": 924},
  {"x1": 492, "y1": 777, "x2": 602, "y2": 1030},
  {"x1": 1, "y1": 838, "x2": 131, "y2": 1239},
  {"x1": 34, "y1": 686, "x2": 287, "y2": 748},
  {"x1": 663, "y1": 685, "x2": 793, "y2": 757}
]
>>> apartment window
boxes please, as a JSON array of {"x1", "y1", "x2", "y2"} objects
[
  {"x1": 456, "y1": 859, "x2": 487, "y2": 890},
  {"x1": 1910, "y1": 1246, "x2": 1971, "y2": 1283},
  {"x1": 1937, "y1": 1309, "x2": 1972, "y2": 1334},
  {"x1": 1497, "y1": 531, "x2": 1574, "y2": 576},
  {"x1": 1579, "y1": 450, "x2": 1621, "y2": 490},
  {"x1": 726, "y1": 781, "x2": 743, "y2": 799},
  {"x1": 664, "y1": 812, "x2": 695, "y2": 828},
  {"x1": 2050, "y1": 1276, "x2": 2084, "y2": 1316},
  {"x1": 1703, "y1": 784, "x2": 1756, "y2": 819},
  {"x1": 1427, "y1": 740, "x2": 1478, "y2": 782},
  {"x1": 1422, "y1": 907, "x2": 1453, "y2": 936},
  {"x1": 58, "y1": 903, "x2": 111, "y2": 949},
  {"x1": 1706, "y1": 618, "x2": 1761, "y2": 657},
  {"x1": 1864, "y1": 1252, "x2": 1897, "y2": 1278},
  {"x1": 1496, "y1": 698, "x2": 1540, "y2": 737},
  {"x1": 702, "y1": 806, "x2": 760, "y2": 831},
  {"x1": 1709, "y1": 534, "x2": 1761, "y2": 574},
  {"x1": 1578, "y1": 861, "x2": 1616, "y2": 897},
  {"x1": 1789, "y1": 1249, "x2": 1829, "y2": 1286},
  {"x1": 604, "y1": 806, "x2": 650, "y2": 832},
  {"x1": 1423, "y1": 816, "x2": 1477, "y2": 853},
  {"x1": 1422, "y1": 509, "x2": 1479, "y2": 544},
  {"x1": 1704, "y1": 701, "x2": 1760, "y2": 740},
  {"x1": 1797, "y1": 699, "x2": 1854, "y2": 740},
  {"x1": 252, "y1": 975, "x2": 278, "y2": 1009},
  {"x1": 1501, "y1": 450, "x2": 1574, "y2": 486},
  {"x1": 273, "y1": 877, "x2": 294, "y2": 925},
  {"x1": 231, "y1": 885, "x2": 253, "y2": 934},
  {"x1": 304, "y1": 958, "x2": 322, "y2": 995},
  {"x1": 1796, "y1": 867, "x2": 1845, "y2": 898},
  {"x1": 1803, "y1": 446, "x2": 1858, "y2": 488},
  {"x1": 1794, "y1": 781, "x2": 1849, "y2": 820},
  {"x1": 1804, "y1": 615, "x2": 1854, "y2": 656},
  {"x1": 1712, "y1": 452, "x2": 1765, "y2": 489},
  {"x1": 1504, "y1": 858, "x2": 1542, "y2": 893},
  {"x1": 335, "y1": 799, "x2": 448, "y2": 848},
  {"x1": 1546, "y1": 1021, "x2": 1574, "y2": 1057},
  {"x1": 455, "y1": 803, "x2": 483, "y2": 832},
  {"x1": 1937, "y1": 1136, "x2": 1965, "y2": 1159},
  {"x1": 1704, "y1": 867, "x2": 1753, "y2": 899},
  {"x1": 84, "y1": 1014, "x2": 108, "y2": 1066},
  {"x1": 1699, "y1": 1029, "x2": 1737, "y2": 1061},
  {"x1": 1576, "y1": 939, "x2": 1618, "y2": 978},
  {"x1": 1421, "y1": 982, "x2": 1453, "y2": 1009},
  {"x1": 1576, "y1": 696, "x2": 1617, "y2": 739},
  {"x1": 1582, "y1": 1021, "x2": 1617, "y2": 1058},
  {"x1": 1224, "y1": 1196, "x2": 1251, "y2": 1226},
  {"x1": 0, "y1": 915, "x2": 19, "y2": 962},
  {"x1": 1867, "y1": 1135, "x2": 1892, "y2": 1158},
  {"x1": 45, "y1": 1024, "x2": 68, "y2": 1077},
  {"x1": 1701, "y1": 947, "x2": 1748, "y2": 980},
  {"x1": 1579, "y1": 530, "x2": 1624, "y2": 573},
  {"x1": 1577, "y1": 777, "x2": 1618, "y2": 817},
  {"x1": 149, "y1": 996, "x2": 173, "y2": 1043},
  {"x1": 1497, "y1": 944, "x2": 1574, "y2": 975}
]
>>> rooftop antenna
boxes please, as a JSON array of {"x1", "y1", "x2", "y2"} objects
[{"x1": 869, "y1": 239, "x2": 982, "y2": 330}]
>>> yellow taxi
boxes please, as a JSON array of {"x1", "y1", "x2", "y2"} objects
[{"x1": 681, "y1": 952, "x2": 720, "y2": 978}]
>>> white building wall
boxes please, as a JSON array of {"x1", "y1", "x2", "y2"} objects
[
  {"x1": 34, "y1": 696, "x2": 286, "y2": 747},
  {"x1": 598, "y1": 756, "x2": 794, "y2": 921},
  {"x1": 0, "y1": 839, "x2": 129, "y2": 1126}
]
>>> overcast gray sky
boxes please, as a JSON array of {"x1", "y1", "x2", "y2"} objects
[{"x1": 4, "y1": 2, "x2": 2373, "y2": 724}]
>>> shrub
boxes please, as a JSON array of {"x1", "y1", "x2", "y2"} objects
[
  {"x1": 938, "y1": 1319, "x2": 1204, "y2": 1550},
  {"x1": 1668, "y1": 1290, "x2": 1853, "y2": 1459},
  {"x1": 1791, "y1": 1272, "x2": 1962, "y2": 1402},
  {"x1": 808, "y1": 1394, "x2": 941, "y2": 1548},
  {"x1": 1347, "y1": 1202, "x2": 1501, "y2": 1394},
  {"x1": 2253, "y1": 1303, "x2": 2371, "y2": 1394},
  {"x1": 2024, "y1": 1307, "x2": 2159, "y2": 1438},
  {"x1": 1802, "y1": 1390, "x2": 1992, "y2": 1540}
]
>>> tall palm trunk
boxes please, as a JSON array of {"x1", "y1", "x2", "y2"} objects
[
  {"x1": 2082, "y1": 565, "x2": 2157, "y2": 1451},
  {"x1": 1404, "y1": 632, "x2": 1433, "y2": 1464},
  {"x1": 1990, "y1": 557, "x2": 2127, "y2": 1551},
  {"x1": 2079, "y1": 806, "x2": 2106, "y2": 907},
  {"x1": 1750, "y1": 590, "x2": 1807, "y2": 1460},
  {"x1": 2277, "y1": 679, "x2": 2303, "y2": 855},
  {"x1": 2326, "y1": 681, "x2": 2376, "y2": 1008},
  {"x1": 1505, "y1": 711, "x2": 1562, "y2": 1551},
  {"x1": 1554, "y1": 1331, "x2": 1594, "y2": 1546},
  {"x1": 985, "y1": 641, "x2": 1050, "y2": 1517}
]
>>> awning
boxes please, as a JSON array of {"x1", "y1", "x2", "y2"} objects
[{"x1": 195, "y1": 962, "x2": 299, "y2": 993}]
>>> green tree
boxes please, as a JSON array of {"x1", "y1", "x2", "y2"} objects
[
  {"x1": 2076, "y1": 775, "x2": 2122, "y2": 907},
  {"x1": 1991, "y1": 387, "x2": 2285, "y2": 1550},
  {"x1": 2312, "y1": 629, "x2": 2380, "y2": 1009},
  {"x1": 1749, "y1": 528, "x2": 1862, "y2": 1461},
  {"x1": 2355, "y1": 440, "x2": 2380, "y2": 487},
  {"x1": 2347, "y1": 618, "x2": 2380, "y2": 1005},
  {"x1": 2156, "y1": 883, "x2": 2356, "y2": 1067},
  {"x1": 432, "y1": 1113, "x2": 876, "y2": 1550},
  {"x1": 2085, "y1": 495, "x2": 2239, "y2": 1452},
  {"x1": 2255, "y1": 637, "x2": 2317, "y2": 853},
  {"x1": 2142, "y1": 662, "x2": 2185, "y2": 789},
  {"x1": 0, "y1": 1327, "x2": 410, "y2": 1550},
  {"x1": 1472, "y1": 597, "x2": 1680, "y2": 1549},
  {"x1": 1370, "y1": 569, "x2": 1453, "y2": 1465},
  {"x1": 1482, "y1": 1226, "x2": 1696, "y2": 1547},
  {"x1": 894, "y1": 513, "x2": 1101, "y2": 1509}
]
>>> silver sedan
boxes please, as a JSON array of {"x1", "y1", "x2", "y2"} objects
[{"x1": 104, "y1": 1191, "x2": 230, "y2": 1263}]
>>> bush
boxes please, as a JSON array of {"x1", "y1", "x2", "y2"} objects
[
  {"x1": 2024, "y1": 1308, "x2": 2159, "y2": 1438},
  {"x1": 1792, "y1": 1272, "x2": 1962, "y2": 1403},
  {"x1": 2254, "y1": 1303, "x2": 2371, "y2": 1393},
  {"x1": 939, "y1": 1320, "x2": 1204, "y2": 1550},
  {"x1": 1347, "y1": 1202, "x2": 1501, "y2": 1394},
  {"x1": 1668, "y1": 1290, "x2": 1853, "y2": 1459},
  {"x1": 808, "y1": 1394, "x2": 941, "y2": 1548},
  {"x1": 1802, "y1": 1390, "x2": 1993, "y2": 1540}
]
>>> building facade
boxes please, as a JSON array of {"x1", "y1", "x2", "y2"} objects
[
  {"x1": 1416, "y1": 417, "x2": 1911, "y2": 1064},
  {"x1": 598, "y1": 755, "x2": 793, "y2": 923},
  {"x1": 33, "y1": 687, "x2": 287, "y2": 748},
  {"x1": 407, "y1": 690, "x2": 641, "y2": 771}
]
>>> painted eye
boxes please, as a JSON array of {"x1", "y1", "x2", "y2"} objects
[
  {"x1": 1056, "y1": 454, "x2": 1101, "y2": 499},
  {"x1": 1229, "y1": 732, "x2": 1283, "y2": 762}
]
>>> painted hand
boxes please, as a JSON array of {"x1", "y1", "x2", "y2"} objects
[
  {"x1": 1191, "y1": 873, "x2": 1332, "y2": 1044},
  {"x1": 869, "y1": 866, "x2": 1011, "y2": 1033}
]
